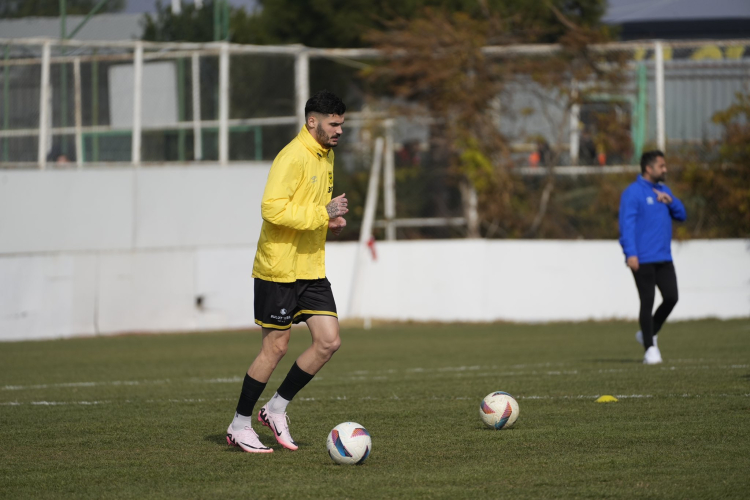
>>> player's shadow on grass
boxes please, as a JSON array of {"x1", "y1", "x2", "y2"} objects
[
  {"x1": 204, "y1": 432, "x2": 308, "y2": 450},
  {"x1": 205, "y1": 433, "x2": 228, "y2": 446},
  {"x1": 591, "y1": 358, "x2": 642, "y2": 363}
]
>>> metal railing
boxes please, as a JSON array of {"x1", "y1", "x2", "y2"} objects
[{"x1": 1, "y1": 37, "x2": 748, "y2": 169}]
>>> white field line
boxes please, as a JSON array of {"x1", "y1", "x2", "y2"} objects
[
  {"x1": 3, "y1": 393, "x2": 750, "y2": 407},
  {"x1": 2, "y1": 379, "x2": 172, "y2": 391},
  {"x1": 3, "y1": 362, "x2": 748, "y2": 393}
]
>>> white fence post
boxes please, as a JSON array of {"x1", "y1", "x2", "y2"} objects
[
  {"x1": 74, "y1": 57, "x2": 83, "y2": 169},
  {"x1": 348, "y1": 137, "x2": 384, "y2": 321},
  {"x1": 295, "y1": 48, "x2": 309, "y2": 129},
  {"x1": 219, "y1": 42, "x2": 229, "y2": 165},
  {"x1": 131, "y1": 42, "x2": 143, "y2": 166},
  {"x1": 191, "y1": 51, "x2": 202, "y2": 161},
  {"x1": 655, "y1": 40, "x2": 666, "y2": 152},
  {"x1": 383, "y1": 119, "x2": 396, "y2": 241},
  {"x1": 37, "y1": 41, "x2": 51, "y2": 170},
  {"x1": 569, "y1": 82, "x2": 580, "y2": 165}
]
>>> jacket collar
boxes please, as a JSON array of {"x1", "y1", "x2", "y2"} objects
[
  {"x1": 296, "y1": 125, "x2": 330, "y2": 159},
  {"x1": 637, "y1": 174, "x2": 660, "y2": 189}
]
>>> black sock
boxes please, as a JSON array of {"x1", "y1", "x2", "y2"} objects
[
  {"x1": 236, "y1": 374, "x2": 266, "y2": 417},
  {"x1": 276, "y1": 362, "x2": 315, "y2": 401}
]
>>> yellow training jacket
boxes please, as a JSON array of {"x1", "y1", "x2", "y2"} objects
[{"x1": 252, "y1": 126, "x2": 335, "y2": 282}]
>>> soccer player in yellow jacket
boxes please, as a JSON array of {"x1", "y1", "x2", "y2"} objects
[{"x1": 226, "y1": 90, "x2": 349, "y2": 453}]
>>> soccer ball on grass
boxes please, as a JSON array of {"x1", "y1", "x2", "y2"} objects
[
  {"x1": 479, "y1": 391, "x2": 519, "y2": 430},
  {"x1": 326, "y1": 422, "x2": 372, "y2": 465}
]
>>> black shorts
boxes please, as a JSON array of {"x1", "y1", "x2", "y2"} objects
[{"x1": 254, "y1": 277, "x2": 338, "y2": 330}]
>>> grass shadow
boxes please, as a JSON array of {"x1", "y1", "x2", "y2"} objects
[
  {"x1": 205, "y1": 433, "x2": 228, "y2": 446},
  {"x1": 208, "y1": 431, "x2": 310, "y2": 451},
  {"x1": 590, "y1": 358, "x2": 641, "y2": 364}
]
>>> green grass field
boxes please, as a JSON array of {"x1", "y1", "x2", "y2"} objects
[{"x1": 2, "y1": 319, "x2": 749, "y2": 499}]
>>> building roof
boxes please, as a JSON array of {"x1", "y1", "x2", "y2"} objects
[
  {"x1": 603, "y1": 0, "x2": 750, "y2": 40},
  {"x1": 604, "y1": 0, "x2": 750, "y2": 23}
]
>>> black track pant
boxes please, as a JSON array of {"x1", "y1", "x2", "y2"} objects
[{"x1": 631, "y1": 261, "x2": 678, "y2": 350}]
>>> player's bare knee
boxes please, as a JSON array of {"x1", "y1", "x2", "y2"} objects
[
  {"x1": 329, "y1": 335, "x2": 342, "y2": 354},
  {"x1": 263, "y1": 338, "x2": 288, "y2": 360},
  {"x1": 316, "y1": 335, "x2": 340, "y2": 359}
]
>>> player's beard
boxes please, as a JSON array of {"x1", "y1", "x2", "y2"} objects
[{"x1": 316, "y1": 123, "x2": 339, "y2": 148}]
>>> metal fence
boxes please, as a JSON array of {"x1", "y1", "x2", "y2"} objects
[
  {"x1": 1, "y1": 37, "x2": 748, "y2": 240},
  {"x1": 1, "y1": 38, "x2": 748, "y2": 169}
]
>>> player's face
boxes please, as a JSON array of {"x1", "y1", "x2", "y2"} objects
[
  {"x1": 311, "y1": 114, "x2": 345, "y2": 148},
  {"x1": 647, "y1": 156, "x2": 667, "y2": 182}
]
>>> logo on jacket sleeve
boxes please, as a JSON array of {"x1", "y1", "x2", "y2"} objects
[{"x1": 328, "y1": 171, "x2": 333, "y2": 185}]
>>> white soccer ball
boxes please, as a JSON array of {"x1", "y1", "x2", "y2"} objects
[
  {"x1": 479, "y1": 391, "x2": 519, "y2": 430},
  {"x1": 326, "y1": 422, "x2": 372, "y2": 465}
]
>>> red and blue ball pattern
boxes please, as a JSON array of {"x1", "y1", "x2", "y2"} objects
[
  {"x1": 495, "y1": 402, "x2": 513, "y2": 429},
  {"x1": 331, "y1": 429, "x2": 352, "y2": 457},
  {"x1": 351, "y1": 427, "x2": 370, "y2": 438},
  {"x1": 481, "y1": 401, "x2": 495, "y2": 414}
]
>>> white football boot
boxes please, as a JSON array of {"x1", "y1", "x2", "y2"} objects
[
  {"x1": 643, "y1": 346, "x2": 663, "y2": 365},
  {"x1": 226, "y1": 423, "x2": 273, "y2": 453},
  {"x1": 635, "y1": 330, "x2": 658, "y2": 348},
  {"x1": 258, "y1": 404, "x2": 298, "y2": 451}
]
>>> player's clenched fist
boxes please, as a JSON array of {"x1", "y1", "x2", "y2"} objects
[
  {"x1": 326, "y1": 193, "x2": 348, "y2": 218},
  {"x1": 328, "y1": 217, "x2": 346, "y2": 236}
]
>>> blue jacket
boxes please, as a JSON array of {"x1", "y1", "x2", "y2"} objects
[{"x1": 618, "y1": 175, "x2": 687, "y2": 264}]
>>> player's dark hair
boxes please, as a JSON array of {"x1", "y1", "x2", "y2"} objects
[
  {"x1": 305, "y1": 90, "x2": 346, "y2": 119},
  {"x1": 640, "y1": 150, "x2": 664, "y2": 174}
]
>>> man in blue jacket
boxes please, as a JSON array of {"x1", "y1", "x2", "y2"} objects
[{"x1": 619, "y1": 150, "x2": 687, "y2": 364}]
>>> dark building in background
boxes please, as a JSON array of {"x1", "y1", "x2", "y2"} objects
[{"x1": 603, "y1": 0, "x2": 750, "y2": 40}]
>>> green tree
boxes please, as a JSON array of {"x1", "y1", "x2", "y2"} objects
[
  {"x1": 245, "y1": 0, "x2": 608, "y2": 48},
  {"x1": 673, "y1": 92, "x2": 750, "y2": 238},
  {"x1": 0, "y1": 0, "x2": 123, "y2": 18}
]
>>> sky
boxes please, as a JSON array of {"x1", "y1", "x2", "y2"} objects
[{"x1": 124, "y1": 0, "x2": 259, "y2": 14}]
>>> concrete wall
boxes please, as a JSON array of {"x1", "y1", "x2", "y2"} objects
[
  {"x1": 0, "y1": 165, "x2": 270, "y2": 253},
  {"x1": 1, "y1": 167, "x2": 748, "y2": 341},
  {"x1": 350, "y1": 239, "x2": 750, "y2": 323}
]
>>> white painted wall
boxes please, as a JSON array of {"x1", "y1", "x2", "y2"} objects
[
  {"x1": 347, "y1": 239, "x2": 750, "y2": 323},
  {"x1": 0, "y1": 165, "x2": 270, "y2": 254},
  {"x1": 0, "y1": 167, "x2": 748, "y2": 341}
]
